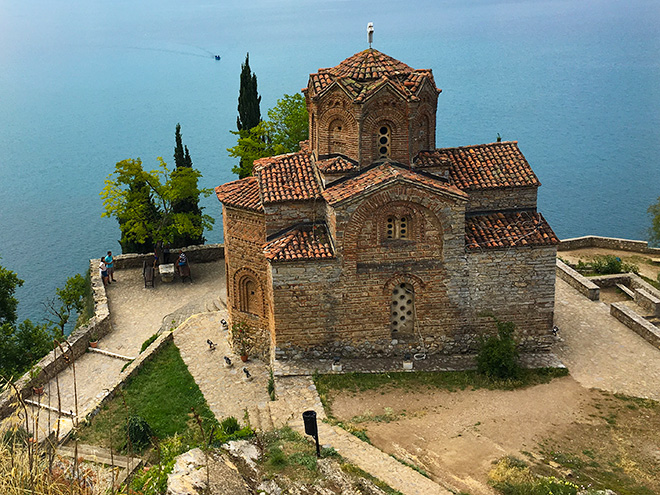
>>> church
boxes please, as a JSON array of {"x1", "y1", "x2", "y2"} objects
[{"x1": 215, "y1": 47, "x2": 559, "y2": 362}]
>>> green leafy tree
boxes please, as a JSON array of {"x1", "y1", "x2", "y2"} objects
[
  {"x1": 0, "y1": 262, "x2": 54, "y2": 380},
  {"x1": 267, "y1": 93, "x2": 308, "y2": 152},
  {"x1": 101, "y1": 158, "x2": 214, "y2": 254},
  {"x1": 44, "y1": 274, "x2": 87, "y2": 337},
  {"x1": 228, "y1": 122, "x2": 288, "y2": 178},
  {"x1": 237, "y1": 53, "x2": 261, "y2": 132},
  {"x1": 171, "y1": 124, "x2": 203, "y2": 247},
  {"x1": 648, "y1": 196, "x2": 660, "y2": 246},
  {"x1": 0, "y1": 263, "x2": 23, "y2": 326},
  {"x1": 229, "y1": 93, "x2": 308, "y2": 178}
]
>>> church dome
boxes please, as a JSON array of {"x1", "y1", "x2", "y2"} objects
[{"x1": 328, "y1": 48, "x2": 414, "y2": 81}]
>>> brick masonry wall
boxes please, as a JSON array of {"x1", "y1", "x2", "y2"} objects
[
  {"x1": 467, "y1": 245, "x2": 557, "y2": 352},
  {"x1": 271, "y1": 183, "x2": 479, "y2": 359},
  {"x1": 264, "y1": 201, "x2": 326, "y2": 238},
  {"x1": 223, "y1": 206, "x2": 270, "y2": 359},
  {"x1": 465, "y1": 186, "x2": 537, "y2": 213},
  {"x1": 310, "y1": 84, "x2": 437, "y2": 169}
]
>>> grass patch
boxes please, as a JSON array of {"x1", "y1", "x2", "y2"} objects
[
  {"x1": 639, "y1": 274, "x2": 660, "y2": 291},
  {"x1": 77, "y1": 340, "x2": 217, "y2": 452},
  {"x1": 259, "y1": 427, "x2": 321, "y2": 482},
  {"x1": 340, "y1": 463, "x2": 404, "y2": 495},
  {"x1": 314, "y1": 368, "x2": 568, "y2": 416}
]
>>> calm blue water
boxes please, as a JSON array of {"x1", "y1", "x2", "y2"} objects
[{"x1": 0, "y1": 0, "x2": 659, "y2": 322}]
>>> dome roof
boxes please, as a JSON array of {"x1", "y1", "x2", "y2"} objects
[
  {"x1": 328, "y1": 48, "x2": 414, "y2": 81},
  {"x1": 306, "y1": 48, "x2": 439, "y2": 102}
]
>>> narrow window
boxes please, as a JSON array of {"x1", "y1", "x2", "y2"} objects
[
  {"x1": 386, "y1": 216, "x2": 409, "y2": 239},
  {"x1": 391, "y1": 283, "x2": 414, "y2": 334},
  {"x1": 378, "y1": 125, "x2": 391, "y2": 158},
  {"x1": 238, "y1": 275, "x2": 261, "y2": 316},
  {"x1": 329, "y1": 119, "x2": 345, "y2": 154}
]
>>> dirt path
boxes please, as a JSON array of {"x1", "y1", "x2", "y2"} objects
[{"x1": 330, "y1": 377, "x2": 591, "y2": 495}]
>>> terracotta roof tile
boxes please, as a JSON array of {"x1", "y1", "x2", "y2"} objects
[
  {"x1": 316, "y1": 156, "x2": 358, "y2": 174},
  {"x1": 323, "y1": 162, "x2": 467, "y2": 205},
  {"x1": 214, "y1": 176, "x2": 263, "y2": 213},
  {"x1": 264, "y1": 224, "x2": 335, "y2": 262},
  {"x1": 442, "y1": 141, "x2": 540, "y2": 190},
  {"x1": 465, "y1": 211, "x2": 559, "y2": 250},
  {"x1": 253, "y1": 152, "x2": 321, "y2": 204},
  {"x1": 414, "y1": 150, "x2": 453, "y2": 168},
  {"x1": 306, "y1": 49, "x2": 439, "y2": 103}
]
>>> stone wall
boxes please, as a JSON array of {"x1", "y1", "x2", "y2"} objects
[
  {"x1": 559, "y1": 235, "x2": 660, "y2": 255},
  {"x1": 264, "y1": 201, "x2": 326, "y2": 238},
  {"x1": 465, "y1": 186, "x2": 537, "y2": 213},
  {"x1": 555, "y1": 259, "x2": 600, "y2": 300},
  {"x1": 113, "y1": 243, "x2": 224, "y2": 269},
  {"x1": 467, "y1": 245, "x2": 557, "y2": 352},
  {"x1": 610, "y1": 302, "x2": 660, "y2": 349}
]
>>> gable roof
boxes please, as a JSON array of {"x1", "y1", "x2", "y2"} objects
[
  {"x1": 323, "y1": 162, "x2": 467, "y2": 206},
  {"x1": 306, "y1": 49, "x2": 439, "y2": 103},
  {"x1": 439, "y1": 141, "x2": 541, "y2": 190},
  {"x1": 316, "y1": 155, "x2": 359, "y2": 174},
  {"x1": 465, "y1": 211, "x2": 558, "y2": 250},
  {"x1": 253, "y1": 152, "x2": 322, "y2": 204},
  {"x1": 214, "y1": 176, "x2": 263, "y2": 213},
  {"x1": 263, "y1": 224, "x2": 335, "y2": 262}
]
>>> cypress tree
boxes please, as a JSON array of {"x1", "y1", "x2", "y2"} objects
[
  {"x1": 237, "y1": 53, "x2": 261, "y2": 131},
  {"x1": 171, "y1": 124, "x2": 204, "y2": 247},
  {"x1": 174, "y1": 123, "x2": 186, "y2": 168}
]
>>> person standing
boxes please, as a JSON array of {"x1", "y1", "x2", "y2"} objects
[
  {"x1": 99, "y1": 257, "x2": 109, "y2": 286},
  {"x1": 105, "y1": 251, "x2": 116, "y2": 282}
]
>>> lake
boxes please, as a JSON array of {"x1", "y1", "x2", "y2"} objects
[{"x1": 0, "y1": 0, "x2": 659, "y2": 322}]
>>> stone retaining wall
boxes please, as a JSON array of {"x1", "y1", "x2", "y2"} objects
[
  {"x1": 559, "y1": 235, "x2": 660, "y2": 255},
  {"x1": 610, "y1": 302, "x2": 660, "y2": 349},
  {"x1": 555, "y1": 259, "x2": 600, "y2": 300},
  {"x1": 0, "y1": 260, "x2": 113, "y2": 418},
  {"x1": 112, "y1": 243, "x2": 224, "y2": 269}
]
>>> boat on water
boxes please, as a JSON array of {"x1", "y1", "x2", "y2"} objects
[{"x1": 214, "y1": 55, "x2": 221, "y2": 60}]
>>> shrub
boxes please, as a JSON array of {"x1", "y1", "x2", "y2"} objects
[
  {"x1": 590, "y1": 255, "x2": 639, "y2": 275},
  {"x1": 126, "y1": 414, "x2": 154, "y2": 450},
  {"x1": 477, "y1": 318, "x2": 521, "y2": 380},
  {"x1": 220, "y1": 416, "x2": 241, "y2": 435},
  {"x1": 140, "y1": 333, "x2": 159, "y2": 353}
]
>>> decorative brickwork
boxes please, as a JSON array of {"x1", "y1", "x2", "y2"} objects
[{"x1": 216, "y1": 48, "x2": 558, "y2": 362}]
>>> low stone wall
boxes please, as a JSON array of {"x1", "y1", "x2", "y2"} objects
[
  {"x1": 113, "y1": 243, "x2": 224, "y2": 269},
  {"x1": 559, "y1": 235, "x2": 660, "y2": 255},
  {"x1": 610, "y1": 302, "x2": 660, "y2": 349},
  {"x1": 635, "y1": 288, "x2": 660, "y2": 316},
  {"x1": 555, "y1": 259, "x2": 600, "y2": 300},
  {"x1": 0, "y1": 260, "x2": 113, "y2": 418}
]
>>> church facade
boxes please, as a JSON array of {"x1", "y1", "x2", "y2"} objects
[{"x1": 215, "y1": 48, "x2": 559, "y2": 362}]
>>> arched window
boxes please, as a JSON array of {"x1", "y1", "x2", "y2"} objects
[
  {"x1": 386, "y1": 215, "x2": 408, "y2": 239},
  {"x1": 238, "y1": 275, "x2": 261, "y2": 316},
  {"x1": 377, "y1": 125, "x2": 391, "y2": 158},
  {"x1": 391, "y1": 283, "x2": 414, "y2": 334}
]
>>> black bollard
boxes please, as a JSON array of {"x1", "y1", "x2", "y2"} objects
[{"x1": 302, "y1": 410, "x2": 321, "y2": 458}]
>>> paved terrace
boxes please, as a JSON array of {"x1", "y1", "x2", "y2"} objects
[
  {"x1": 8, "y1": 259, "x2": 660, "y2": 494},
  {"x1": 15, "y1": 261, "x2": 226, "y2": 443}
]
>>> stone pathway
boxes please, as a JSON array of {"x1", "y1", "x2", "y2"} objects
[
  {"x1": 553, "y1": 277, "x2": 660, "y2": 400},
  {"x1": 176, "y1": 312, "x2": 452, "y2": 495}
]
